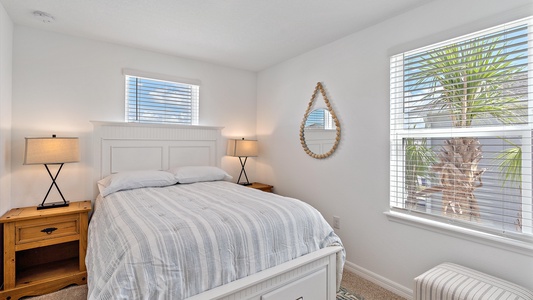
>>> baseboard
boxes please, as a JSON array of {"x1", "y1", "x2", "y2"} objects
[{"x1": 343, "y1": 260, "x2": 413, "y2": 299}]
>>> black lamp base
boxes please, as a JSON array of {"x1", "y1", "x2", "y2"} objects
[
  {"x1": 37, "y1": 163, "x2": 70, "y2": 210},
  {"x1": 236, "y1": 157, "x2": 253, "y2": 186},
  {"x1": 37, "y1": 201, "x2": 70, "y2": 210}
]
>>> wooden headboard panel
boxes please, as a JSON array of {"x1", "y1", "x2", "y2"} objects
[{"x1": 92, "y1": 121, "x2": 224, "y2": 182}]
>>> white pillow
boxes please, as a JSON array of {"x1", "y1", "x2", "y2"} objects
[
  {"x1": 168, "y1": 166, "x2": 232, "y2": 184},
  {"x1": 97, "y1": 170, "x2": 178, "y2": 197}
]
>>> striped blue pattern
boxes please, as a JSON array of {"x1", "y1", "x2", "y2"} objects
[
  {"x1": 87, "y1": 181, "x2": 344, "y2": 299},
  {"x1": 414, "y1": 263, "x2": 533, "y2": 300}
]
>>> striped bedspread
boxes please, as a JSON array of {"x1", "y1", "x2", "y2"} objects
[{"x1": 86, "y1": 181, "x2": 344, "y2": 299}]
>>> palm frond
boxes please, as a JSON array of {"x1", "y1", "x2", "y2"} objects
[{"x1": 495, "y1": 140, "x2": 522, "y2": 188}]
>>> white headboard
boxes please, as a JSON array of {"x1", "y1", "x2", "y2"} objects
[{"x1": 92, "y1": 121, "x2": 224, "y2": 184}]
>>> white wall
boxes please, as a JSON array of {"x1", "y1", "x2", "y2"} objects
[
  {"x1": 11, "y1": 26, "x2": 257, "y2": 208},
  {"x1": 0, "y1": 3, "x2": 13, "y2": 216},
  {"x1": 257, "y1": 0, "x2": 533, "y2": 295}
]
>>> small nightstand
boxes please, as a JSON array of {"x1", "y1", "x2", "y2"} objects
[
  {"x1": 0, "y1": 200, "x2": 91, "y2": 299},
  {"x1": 247, "y1": 182, "x2": 274, "y2": 193}
]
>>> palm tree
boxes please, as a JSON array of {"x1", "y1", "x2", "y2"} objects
[
  {"x1": 409, "y1": 36, "x2": 526, "y2": 220},
  {"x1": 405, "y1": 138, "x2": 436, "y2": 209}
]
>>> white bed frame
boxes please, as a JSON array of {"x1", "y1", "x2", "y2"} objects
[{"x1": 91, "y1": 121, "x2": 342, "y2": 300}]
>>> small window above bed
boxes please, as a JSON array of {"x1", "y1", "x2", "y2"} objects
[{"x1": 124, "y1": 69, "x2": 200, "y2": 125}]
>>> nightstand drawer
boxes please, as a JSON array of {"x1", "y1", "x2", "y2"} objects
[{"x1": 15, "y1": 214, "x2": 79, "y2": 245}]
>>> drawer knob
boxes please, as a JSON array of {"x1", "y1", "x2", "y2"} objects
[{"x1": 41, "y1": 227, "x2": 58, "y2": 234}]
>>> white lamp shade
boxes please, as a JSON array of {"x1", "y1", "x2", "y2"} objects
[
  {"x1": 226, "y1": 139, "x2": 258, "y2": 157},
  {"x1": 24, "y1": 137, "x2": 80, "y2": 165}
]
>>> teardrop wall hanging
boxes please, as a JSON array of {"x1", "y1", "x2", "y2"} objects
[{"x1": 300, "y1": 82, "x2": 341, "y2": 159}]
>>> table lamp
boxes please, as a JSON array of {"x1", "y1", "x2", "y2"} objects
[
  {"x1": 24, "y1": 135, "x2": 80, "y2": 209},
  {"x1": 226, "y1": 138, "x2": 258, "y2": 185}
]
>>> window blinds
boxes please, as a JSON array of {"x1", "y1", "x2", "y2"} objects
[
  {"x1": 305, "y1": 109, "x2": 335, "y2": 130},
  {"x1": 390, "y1": 17, "x2": 533, "y2": 242},
  {"x1": 126, "y1": 75, "x2": 199, "y2": 125}
]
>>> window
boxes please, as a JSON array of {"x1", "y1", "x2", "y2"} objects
[
  {"x1": 390, "y1": 17, "x2": 533, "y2": 244},
  {"x1": 124, "y1": 70, "x2": 199, "y2": 125},
  {"x1": 305, "y1": 109, "x2": 335, "y2": 130}
]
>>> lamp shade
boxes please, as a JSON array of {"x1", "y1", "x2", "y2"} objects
[
  {"x1": 226, "y1": 139, "x2": 258, "y2": 157},
  {"x1": 24, "y1": 137, "x2": 80, "y2": 165}
]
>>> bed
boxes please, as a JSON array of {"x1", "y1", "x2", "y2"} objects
[{"x1": 87, "y1": 121, "x2": 344, "y2": 299}]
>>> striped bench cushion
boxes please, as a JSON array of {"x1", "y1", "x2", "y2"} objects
[{"x1": 414, "y1": 263, "x2": 533, "y2": 300}]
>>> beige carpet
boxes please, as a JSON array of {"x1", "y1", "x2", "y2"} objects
[
  {"x1": 23, "y1": 284, "x2": 87, "y2": 300},
  {"x1": 26, "y1": 270, "x2": 406, "y2": 300},
  {"x1": 340, "y1": 270, "x2": 407, "y2": 300}
]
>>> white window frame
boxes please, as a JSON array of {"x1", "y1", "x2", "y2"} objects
[
  {"x1": 388, "y1": 17, "x2": 533, "y2": 256},
  {"x1": 124, "y1": 69, "x2": 200, "y2": 125}
]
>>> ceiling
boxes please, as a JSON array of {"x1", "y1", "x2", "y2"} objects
[{"x1": 1, "y1": 0, "x2": 433, "y2": 71}]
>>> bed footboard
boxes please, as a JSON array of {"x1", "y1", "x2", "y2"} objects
[{"x1": 187, "y1": 246, "x2": 342, "y2": 300}]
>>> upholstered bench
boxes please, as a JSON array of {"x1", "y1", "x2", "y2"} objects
[{"x1": 414, "y1": 262, "x2": 533, "y2": 300}]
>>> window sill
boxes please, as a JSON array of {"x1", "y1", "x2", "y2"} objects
[{"x1": 384, "y1": 210, "x2": 533, "y2": 257}]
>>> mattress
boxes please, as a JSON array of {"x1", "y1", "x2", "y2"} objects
[{"x1": 86, "y1": 181, "x2": 344, "y2": 299}]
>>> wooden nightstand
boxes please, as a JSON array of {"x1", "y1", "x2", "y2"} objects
[
  {"x1": 0, "y1": 200, "x2": 91, "y2": 299},
  {"x1": 247, "y1": 182, "x2": 274, "y2": 193}
]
